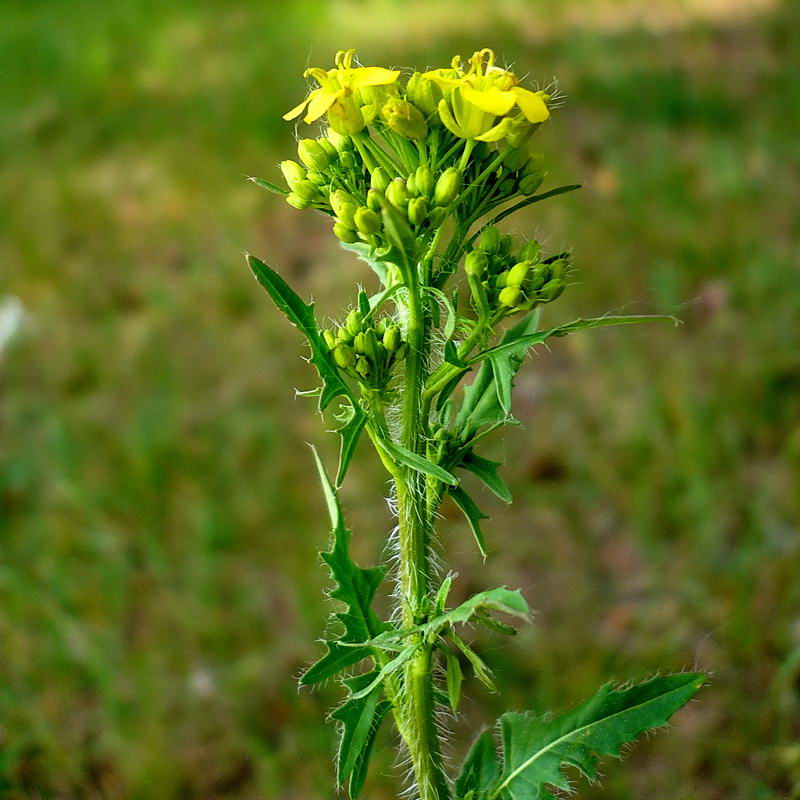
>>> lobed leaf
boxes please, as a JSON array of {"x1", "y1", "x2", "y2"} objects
[
  {"x1": 458, "y1": 450, "x2": 512, "y2": 503},
  {"x1": 301, "y1": 449, "x2": 388, "y2": 685},
  {"x1": 489, "y1": 673, "x2": 706, "y2": 799}
]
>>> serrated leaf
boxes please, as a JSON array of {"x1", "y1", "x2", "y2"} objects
[
  {"x1": 247, "y1": 254, "x2": 349, "y2": 411},
  {"x1": 247, "y1": 175, "x2": 289, "y2": 197},
  {"x1": 449, "y1": 486, "x2": 489, "y2": 559},
  {"x1": 458, "y1": 450, "x2": 512, "y2": 503},
  {"x1": 422, "y1": 587, "x2": 528, "y2": 642},
  {"x1": 446, "y1": 650, "x2": 463, "y2": 712},
  {"x1": 336, "y1": 403, "x2": 368, "y2": 486},
  {"x1": 489, "y1": 673, "x2": 707, "y2": 799},
  {"x1": 376, "y1": 437, "x2": 459, "y2": 485},
  {"x1": 476, "y1": 613, "x2": 518, "y2": 636},
  {"x1": 331, "y1": 670, "x2": 384, "y2": 787},
  {"x1": 349, "y1": 699, "x2": 391, "y2": 798},
  {"x1": 456, "y1": 731, "x2": 501, "y2": 799},
  {"x1": 301, "y1": 449, "x2": 388, "y2": 685},
  {"x1": 434, "y1": 575, "x2": 454, "y2": 615}
]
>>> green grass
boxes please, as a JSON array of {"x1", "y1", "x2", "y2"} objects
[{"x1": 1, "y1": 1, "x2": 799, "y2": 797}]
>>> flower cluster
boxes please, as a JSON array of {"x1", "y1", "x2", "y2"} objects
[
  {"x1": 278, "y1": 49, "x2": 559, "y2": 287},
  {"x1": 322, "y1": 310, "x2": 406, "y2": 392}
]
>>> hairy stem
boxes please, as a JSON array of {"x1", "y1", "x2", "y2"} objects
[{"x1": 395, "y1": 257, "x2": 451, "y2": 800}]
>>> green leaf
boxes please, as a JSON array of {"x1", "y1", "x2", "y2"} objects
[
  {"x1": 490, "y1": 673, "x2": 706, "y2": 799},
  {"x1": 301, "y1": 449, "x2": 388, "y2": 685},
  {"x1": 458, "y1": 450, "x2": 512, "y2": 503},
  {"x1": 481, "y1": 184, "x2": 582, "y2": 232},
  {"x1": 445, "y1": 650, "x2": 463, "y2": 712},
  {"x1": 457, "y1": 311, "x2": 540, "y2": 434},
  {"x1": 449, "y1": 486, "x2": 489, "y2": 559},
  {"x1": 422, "y1": 587, "x2": 528, "y2": 642},
  {"x1": 349, "y1": 699, "x2": 391, "y2": 798},
  {"x1": 349, "y1": 643, "x2": 417, "y2": 700},
  {"x1": 447, "y1": 631, "x2": 497, "y2": 693},
  {"x1": 331, "y1": 670, "x2": 384, "y2": 788},
  {"x1": 376, "y1": 437, "x2": 459, "y2": 485},
  {"x1": 247, "y1": 254, "x2": 349, "y2": 411},
  {"x1": 472, "y1": 315, "x2": 674, "y2": 415},
  {"x1": 247, "y1": 175, "x2": 289, "y2": 197},
  {"x1": 340, "y1": 242, "x2": 392, "y2": 285},
  {"x1": 456, "y1": 731, "x2": 501, "y2": 799},
  {"x1": 335, "y1": 403, "x2": 368, "y2": 487}
]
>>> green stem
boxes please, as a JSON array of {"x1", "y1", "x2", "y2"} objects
[{"x1": 394, "y1": 252, "x2": 451, "y2": 800}]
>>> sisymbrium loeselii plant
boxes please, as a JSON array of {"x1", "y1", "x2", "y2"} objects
[{"x1": 247, "y1": 48, "x2": 705, "y2": 800}]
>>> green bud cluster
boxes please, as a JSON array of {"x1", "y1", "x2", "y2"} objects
[
  {"x1": 323, "y1": 310, "x2": 407, "y2": 391},
  {"x1": 468, "y1": 226, "x2": 569, "y2": 315}
]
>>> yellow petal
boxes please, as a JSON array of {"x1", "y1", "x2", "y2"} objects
[
  {"x1": 283, "y1": 95, "x2": 311, "y2": 121},
  {"x1": 421, "y1": 69, "x2": 463, "y2": 89},
  {"x1": 349, "y1": 67, "x2": 401, "y2": 88},
  {"x1": 437, "y1": 98, "x2": 467, "y2": 139},
  {"x1": 461, "y1": 85, "x2": 516, "y2": 116},
  {"x1": 513, "y1": 88, "x2": 550, "y2": 123},
  {"x1": 475, "y1": 117, "x2": 514, "y2": 142},
  {"x1": 304, "y1": 88, "x2": 339, "y2": 123}
]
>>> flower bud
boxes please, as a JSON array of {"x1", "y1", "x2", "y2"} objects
[
  {"x1": 318, "y1": 138, "x2": 338, "y2": 160},
  {"x1": 507, "y1": 261, "x2": 531, "y2": 287},
  {"x1": 337, "y1": 326, "x2": 353, "y2": 344},
  {"x1": 498, "y1": 235, "x2": 513, "y2": 256},
  {"x1": 280, "y1": 160, "x2": 307, "y2": 190},
  {"x1": 502, "y1": 147, "x2": 529, "y2": 171},
  {"x1": 371, "y1": 167, "x2": 391, "y2": 193},
  {"x1": 530, "y1": 264, "x2": 551, "y2": 289},
  {"x1": 354, "y1": 206, "x2": 381, "y2": 235},
  {"x1": 408, "y1": 196, "x2": 428, "y2": 226},
  {"x1": 434, "y1": 167, "x2": 461, "y2": 207},
  {"x1": 333, "y1": 222, "x2": 359, "y2": 243},
  {"x1": 297, "y1": 138, "x2": 331, "y2": 172},
  {"x1": 406, "y1": 72, "x2": 442, "y2": 115},
  {"x1": 326, "y1": 130, "x2": 350, "y2": 151},
  {"x1": 345, "y1": 309, "x2": 362, "y2": 337},
  {"x1": 518, "y1": 241, "x2": 541, "y2": 262},
  {"x1": 539, "y1": 278, "x2": 564, "y2": 302},
  {"x1": 363, "y1": 328, "x2": 380, "y2": 360},
  {"x1": 505, "y1": 119, "x2": 534, "y2": 149},
  {"x1": 286, "y1": 192, "x2": 309, "y2": 210},
  {"x1": 352, "y1": 331, "x2": 368, "y2": 354},
  {"x1": 414, "y1": 165, "x2": 435, "y2": 198},
  {"x1": 306, "y1": 170, "x2": 327, "y2": 186},
  {"x1": 291, "y1": 182, "x2": 318, "y2": 210},
  {"x1": 330, "y1": 190, "x2": 357, "y2": 227},
  {"x1": 498, "y1": 286, "x2": 523, "y2": 308},
  {"x1": 322, "y1": 330, "x2": 337, "y2": 350},
  {"x1": 382, "y1": 324, "x2": 401, "y2": 353},
  {"x1": 465, "y1": 250, "x2": 489, "y2": 278},
  {"x1": 366, "y1": 188, "x2": 384, "y2": 211},
  {"x1": 428, "y1": 207, "x2": 447, "y2": 227},
  {"x1": 406, "y1": 172, "x2": 417, "y2": 196},
  {"x1": 333, "y1": 344, "x2": 355, "y2": 369},
  {"x1": 340, "y1": 150, "x2": 357, "y2": 170},
  {"x1": 479, "y1": 226, "x2": 500, "y2": 253},
  {"x1": 548, "y1": 258, "x2": 567, "y2": 281},
  {"x1": 386, "y1": 178, "x2": 410, "y2": 210},
  {"x1": 495, "y1": 270, "x2": 510, "y2": 289},
  {"x1": 355, "y1": 356, "x2": 371, "y2": 379},
  {"x1": 519, "y1": 173, "x2": 543, "y2": 195},
  {"x1": 382, "y1": 98, "x2": 427, "y2": 140}
]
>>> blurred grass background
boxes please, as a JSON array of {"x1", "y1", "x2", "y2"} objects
[{"x1": 1, "y1": 0, "x2": 799, "y2": 797}]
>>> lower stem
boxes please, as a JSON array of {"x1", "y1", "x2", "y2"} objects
[{"x1": 395, "y1": 259, "x2": 451, "y2": 800}]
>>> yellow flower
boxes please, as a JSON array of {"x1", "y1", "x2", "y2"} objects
[
  {"x1": 283, "y1": 49, "x2": 401, "y2": 135},
  {"x1": 425, "y1": 49, "x2": 550, "y2": 141}
]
